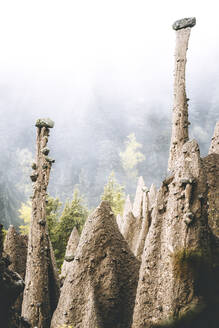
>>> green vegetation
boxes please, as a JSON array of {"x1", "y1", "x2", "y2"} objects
[
  {"x1": 101, "y1": 171, "x2": 125, "y2": 216},
  {"x1": 151, "y1": 247, "x2": 219, "y2": 328},
  {"x1": 46, "y1": 196, "x2": 62, "y2": 246},
  {"x1": 120, "y1": 133, "x2": 145, "y2": 180},
  {"x1": 15, "y1": 148, "x2": 34, "y2": 197},
  {"x1": 18, "y1": 190, "x2": 88, "y2": 268},
  {"x1": 172, "y1": 247, "x2": 216, "y2": 302},
  {"x1": 18, "y1": 201, "x2": 32, "y2": 235},
  {"x1": 51, "y1": 189, "x2": 88, "y2": 268},
  {"x1": 172, "y1": 248, "x2": 208, "y2": 281},
  {"x1": 152, "y1": 299, "x2": 217, "y2": 328}
]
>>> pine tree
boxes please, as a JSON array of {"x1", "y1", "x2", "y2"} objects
[
  {"x1": 120, "y1": 133, "x2": 145, "y2": 180},
  {"x1": 101, "y1": 172, "x2": 125, "y2": 216},
  {"x1": 52, "y1": 189, "x2": 88, "y2": 268},
  {"x1": 18, "y1": 201, "x2": 32, "y2": 235}
]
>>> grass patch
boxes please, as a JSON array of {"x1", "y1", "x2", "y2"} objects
[
  {"x1": 152, "y1": 247, "x2": 219, "y2": 327},
  {"x1": 172, "y1": 248, "x2": 207, "y2": 280},
  {"x1": 172, "y1": 247, "x2": 214, "y2": 298}
]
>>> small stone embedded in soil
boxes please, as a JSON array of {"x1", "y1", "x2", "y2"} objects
[
  {"x1": 64, "y1": 255, "x2": 75, "y2": 262},
  {"x1": 41, "y1": 147, "x2": 50, "y2": 155},
  {"x1": 31, "y1": 163, "x2": 37, "y2": 170},
  {"x1": 45, "y1": 156, "x2": 55, "y2": 164},
  {"x1": 30, "y1": 173, "x2": 38, "y2": 182}
]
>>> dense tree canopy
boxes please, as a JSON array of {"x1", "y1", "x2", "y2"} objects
[
  {"x1": 18, "y1": 192, "x2": 88, "y2": 268},
  {"x1": 50, "y1": 189, "x2": 88, "y2": 268}
]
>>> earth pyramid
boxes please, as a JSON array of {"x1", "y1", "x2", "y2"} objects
[
  {"x1": 51, "y1": 201, "x2": 140, "y2": 328},
  {"x1": 60, "y1": 226, "x2": 80, "y2": 281},
  {"x1": 4, "y1": 225, "x2": 28, "y2": 313}
]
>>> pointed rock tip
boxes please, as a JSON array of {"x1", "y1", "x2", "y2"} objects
[
  {"x1": 137, "y1": 176, "x2": 148, "y2": 193},
  {"x1": 182, "y1": 139, "x2": 200, "y2": 154},
  {"x1": 172, "y1": 17, "x2": 196, "y2": 30},
  {"x1": 67, "y1": 226, "x2": 80, "y2": 246},
  {"x1": 98, "y1": 200, "x2": 111, "y2": 210},
  {"x1": 96, "y1": 200, "x2": 113, "y2": 216},
  {"x1": 149, "y1": 183, "x2": 156, "y2": 193},
  {"x1": 209, "y1": 121, "x2": 219, "y2": 154},
  {"x1": 7, "y1": 225, "x2": 16, "y2": 234},
  {"x1": 137, "y1": 176, "x2": 145, "y2": 186},
  {"x1": 72, "y1": 226, "x2": 79, "y2": 236},
  {"x1": 132, "y1": 176, "x2": 147, "y2": 218},
  {"x1": 149, "y1": 183, "x2": 157, "y2": 209},
  {"x1": 124, "y1": 195, "x2": 132, "y2": 211}
]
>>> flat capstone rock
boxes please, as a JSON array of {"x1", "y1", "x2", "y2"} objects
[
  {"x1": 35, "y1": 118, "x2": 55, "y2": 128},
  {"x1": 172, "y1": 17, "x2": 196, "y2": 30}
]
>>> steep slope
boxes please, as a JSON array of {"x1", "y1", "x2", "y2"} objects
[
  {"x1": 60, "y1": 226, "x2": 80, "y2": 281},
  {"x1": 121, "y1": 177, "x2": 147, "y2": 255},
  {"x1": 4, "y1": 225, "x2": 27, "y2": 313},
  {"x1": 132, "y1": 18, "x2": 219, "y2": 328},
  {"x1": 51, "y1": 201, "x2": 140, "y2": 328},
  {"x1": 0, "y1": 224, "x2": 29, "y2": 328},
  {"x1": 4, "y1": 225, "x2": 27, "y2": 280}
]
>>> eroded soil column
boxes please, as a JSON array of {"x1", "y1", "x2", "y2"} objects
[
  {"x1": 22, "y1": 118, "x2": 55, "y2": 328},
  {"x1": 168, "y1": 17, "x2": 196, "y2": 171}
]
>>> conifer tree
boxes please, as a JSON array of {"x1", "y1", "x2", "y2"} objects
[
  {"x1": 52, "y1": 189, "x2": 88, "y2": 268},
  {"x1": 101, "y1": 171, "x2": 125, "y2": 215}
]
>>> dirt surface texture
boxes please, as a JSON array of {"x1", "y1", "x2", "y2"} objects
[
  {"x1": 21, "y1": 119, "x2": 60, "y2": 328},
  {"x1": 60, "y1": 226, "x2": 80, "y2": 281},
  {"x1": 131, "y1": 18, "x2": 219, "y2": 328},
  {"x1": 3, "y1": 225, "x2": 28, "y2": 314},
  {"x1": 0, "y1": 224, "x2": 29, "y2": 328},
  {"x1": 51, "y1": 201, "x2": 140, "y2": 328}
]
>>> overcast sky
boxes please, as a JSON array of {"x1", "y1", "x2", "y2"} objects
[{"x1": 0, "y1": 0, "x2": 218, "y2": 125}]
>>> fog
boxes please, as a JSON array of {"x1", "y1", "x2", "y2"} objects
[{"x1": 0, "y1": 0, "x2": 218, "y2": 226}]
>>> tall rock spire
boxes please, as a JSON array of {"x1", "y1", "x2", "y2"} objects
[
  {"x1": 132, "y1": 176, "x2": 146, "y2": 218},
  {"x1": 204, "y1": 120, "x2": 219, "y2": 237},
  {"x1": 21, "y1": 118, "x2": 59, "y2": 328},
  {"x1": 134, "y1": 190, "x2": 150, "y2": 260},
  {"x1": 132, "y1": 18, "x2": 219, "y2": 328},
  {"x1": 168, "y1": 17, "x2": 196, "y2": 171},
  {"x1": 148, "y1": 184, "x2": 157, "y2": 209},
  {"x1": 120, "y1": 178, "x2": 150, "y2": 258},
  {"x1": 123, "y1": 194, "x2": 133, "y2": 217},
  {"x1": 117, "y1": 195, "x2": 132, "y2": 232},
  {"x1": 209, "y1": 121, "x2": 219, "y2": 154}
]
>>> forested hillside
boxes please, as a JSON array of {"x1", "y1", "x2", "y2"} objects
[{"x1": 0, "y1": 93, "x2": 217, "y2": 228}]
